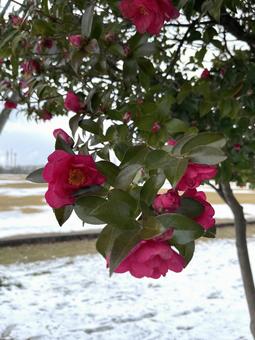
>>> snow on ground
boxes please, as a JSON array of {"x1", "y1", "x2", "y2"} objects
[
  {"x1": 1, "y1": 202, "x2": 255, "y2": 239},
  {"x1": 1, "y1": 177, "x2": 255, "y2": 239},
  {"x1": 0, "y1": 238, "x2": 254, "y2": 340}
]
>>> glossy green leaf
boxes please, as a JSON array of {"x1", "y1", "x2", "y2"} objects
[
  {"x1": 164, "y1": 158, "x2": 188, "y2": 187},
  {"x1": 140, "y1": 172, "x2": 165, "y2": 205},
  {"x1": 26, "y1": 168, "x2": 46, "y2": 183},
  {"x1": 177, "y1": 197, "x2": 204, "y2": 218},
  {"x1": 181, "y1": 132, "x2": 226, "y2": 154},
  {"x1": 188, "y1": 146, "x2": 226, "y2": 164},
  {"x1": 74, "y1": 196, "x2": 106, "y2": 224},
  {"x1": 54, "y1": 205, "x2": 73, "y2": 226},
  {"x1": 81, "y1": 5, "x2": 94, "y2": 37},
  {"x1": 109, "y1": 227, "x2": 141, "y2": 275},
  {"x1": 173, "y1": 241, "x2": 195, "y2": 265},
  {"x1": 115, "y1": 164, "x2": 142, "y2": 190}
]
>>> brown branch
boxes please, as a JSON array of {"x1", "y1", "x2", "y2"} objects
[{"x1": 221, "y1": 182, "x2": 255, "y2": 338}]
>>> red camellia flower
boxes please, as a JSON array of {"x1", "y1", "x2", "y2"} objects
[
  {"x1": 201, "y1": 68, "x2": 210, "y2": 79},
  {"x1": 151, "y1": 121, "x2": 161, "y2": 133},
  {"x1": 167, "y1": 138, "x2": 177, "y2": 146},
  {"x1": 53, "y1": 128, "x2": 73, "y2": 145},
  {"x1": 113, "y1": 236, "x2": 185, "y2": 279},
  {"x1": 21, "y1": 59, "x2": 41, "y2": 75},
  {"x1": 234, "y1": 143, "x2": 241, "y2": 151},
  {"x1": 4, "y1": 101, "x2": 17, "y2": 109},
  {"x1": 176, "y1": 163, "x2": 217, "y2": 191},
  {"x1": 123, "y1": 111, "x2": 132, "y2": 123},
  {"x1": 10, "y1": 15, "x2": 23, "y2": 27},
  {"x1": 119, "y1": 0, "x2": 179, "y2": 35},
  {"x1": 152, "y1": 189, "x2": 180, "y2": 214},
  {"x1": 184, "y1": 189, "x2": 215, "y2": 230},
  {"x1": 64, "y1": 91, "x2": 84, "y2": 112},
  {"x1": 43, "y1": 150, "x2": 106, "y2": 208},
  {"x1": 41, "y1": 110, "x2": 52, "y2": 121},
  {"x1": 68, "y1": 35, "x2": 83, "y2": 48}
]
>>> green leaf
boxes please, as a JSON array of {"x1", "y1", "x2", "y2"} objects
[
  {"x1": 177, "y1": 197, "x2": 204, "y2": 218},
  {"x1": 145, "y1": 150, "x2": 170, "y2": 170},
  {"x1": 94, "y1": 190, "x2": 139, "y2": 225},
  {"x1": 156, "y1": 213, "x2": 203, "y2": 232},
  {"x1": 165, "y1": 118, "x2": 188, "y2": 134},
  {"x1": 203, "y1": 226, "x2": 216, "y2": 238},
  {"x1": 74, "y1": 196, "x2": 106, "y2": 224},
  {"x1": 133, "y1": 42, "x2": 156, "y2": 57},
  {"x1": 81, "y1": 5, "x2": 94, "y2": 37},
  {"x1": 96, "y1": 224, "x2": 122, "y2": 258},
  {"x1": 115, "y1": 164, "x2": 142, "y2": 190},
  {"x1": 54, "y1": 205, "x2": 73, "y2": 226},
  {"x1": 188, "y1": 146, "x2": 226, "y2": 165},
  {"x1": 181, "y1": 132, "x2": 226, "y2": 153},
  {"x1": 121, "y1": 144, "x2": 149, "y2": 166},
  {"x1": 173, "y1": 241, "x2": 195, "y2": 265},
  {"x1": 79, "y1": 119, "x2": 101, "y2": 134},
  {"x1": 55, "y1": 136, "x2": 74, "y2": 154},
  {"x1": 96, "y1": 161, "x2": 120, "y2": 186},
  {"x1": 172, "y1": 229, "x2": 203, "y2": 244},
  {"x1": 140, "y1": 172, "x2": 165, "y2": 206},
  {"x1": 109, "y1": 228, "x2": 141, "y2": 275},
  {"x1": 140, "y1": 216, "x2": 165, "y2": 240},
  {"x1": 26, "y1": 168, "x2": 46, "y2": 183},
  {"x1": 164, "y1": 158, "x2": 188, "y2": 187}
]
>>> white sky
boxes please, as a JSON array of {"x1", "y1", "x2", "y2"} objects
[{"x1": 0, "y1": 111, "x2": 72, "y2": 166}]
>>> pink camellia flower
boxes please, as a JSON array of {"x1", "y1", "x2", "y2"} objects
[
  {"x1": 10, "y1": 15, "x2": 23, "y2": 27},
  {"x1": 167, "y1": 138, "x2": 177, "y2": 146},
  {"x1": 19, "y1": 80, "x2": 28, "y2": 89},
  {"x1": 43, "y1": 150, "x2": 106, "y2": 208},
  {"x1": 4, "y1": 101, "x2": 17, "y2": 109},
  {"x1": 41, "y1": 110, "x2": 52, "y2": 121},
  {"x1": 119, "y1": 0, "x2": 179, "y2": 35},
  {"x1": 36, "y1": 38, "x2": 53, "y2": 53},
  {"x1": 113, "y1": 237, "x2": 185, "y2": 279},
  {"x1": 53, "y1": 128, "x2": 73, "y2": 145},
  {"x1": 153, "y1": 189, "x2": 180, "y2": 214},
  {"x1": 64, "y1": 91, "x2": 84, "y2": 112},
  {"x1": 234, "y1": 143, "x2": 241, "y2": 151},
  {"x1": 201, "y1": 68, "x2": 210, "y2": 79},
  {"x1": 123, "y1": 111, "x2": 132, "y2": 123},
  {"x1": 176, "y1": 163, "x2": 217, "y2": 191},
  {"x1": 184, "y1": 189, "x2": 215, "y2": 230},
  {"x1": 68, "y1": 35, "x2": 83, "y2": 48},
  {"x1": 151, "y1": 121, "x2": 161, "y2": 133},
  {"x1": 21, "y1": 59, "x2": 41, "y2": 75}
]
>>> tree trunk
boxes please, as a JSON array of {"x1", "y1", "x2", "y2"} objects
[{"x1": 221, "y1": 182, "x2": 255, "y2": 338}]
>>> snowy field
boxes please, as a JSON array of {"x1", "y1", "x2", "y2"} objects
[
  {"x1": 1, "y1": 175, "x2": 255, "y2": 239},
  {"x1": 0, "y1": 238, "x2": 254, "y2": 340}
]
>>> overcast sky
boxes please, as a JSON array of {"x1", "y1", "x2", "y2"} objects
[{"x1": 0, "y1": 111, "x2": 72, "y2": 167}]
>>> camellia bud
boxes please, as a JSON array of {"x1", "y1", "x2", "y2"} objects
[
  {"x1": 123, "y1": 44, "x2": 131, "y2": 57},
  {"x1": 200, "y1": 68, "x2": 210, "y2": 79},
  {"x1": 68, "y1": 35, "x2": 83, "y2": 48},
  {"x1": 167, "y1": 138, "x2": 177, "y2": 146},
  {"x1": 4, "y1": 101, "x2": 17, "y2": 109},
  {"x1": 41, "y1": 110, "x2": 52, "y2": 121},
  {"x1": 53, "y1": 129, "x2": 73, "y2": 146},
  {"x1": 10, "y1": 15, "x2": 23, "y2": 27},
  {"x1": 234, "y1": 143, "x2": 241, "y2": 151},
  {"x1": 104, "y1": 32, "x2": 117, "y2": 43},
  {"x1": 151, "y1": 121, "x2": 161, "y2": 133},
  {"x1": 123, "y1": 111, "x2": 132, "y2": 123}
]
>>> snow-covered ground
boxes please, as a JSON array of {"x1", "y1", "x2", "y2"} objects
[
  {"x1": 1, "y1": 177, "x2": 255, "y2": 239},
  {"x1": 0, "y1": 238, "x2": 254, "y2": 340}
]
